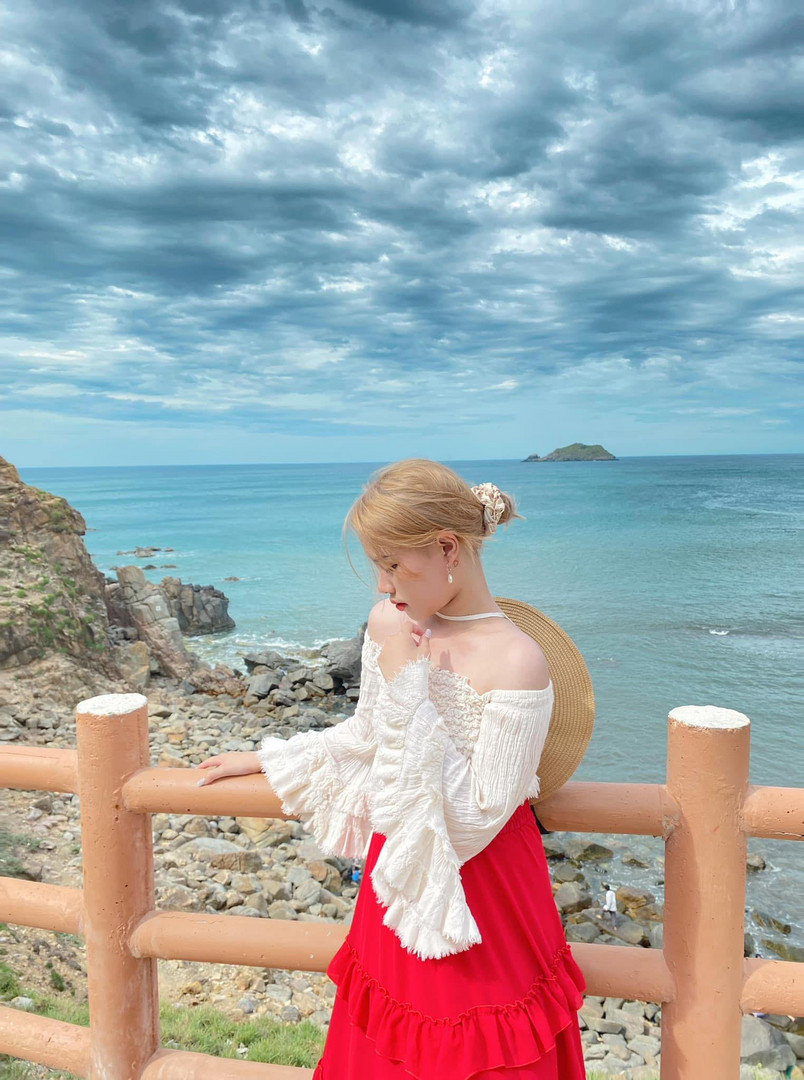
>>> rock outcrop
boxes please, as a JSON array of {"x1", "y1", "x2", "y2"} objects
[
  {"x1": 161, "y1": 577, "x2": 235, "y2": 636},
  {"x1": 523, "y1": 442, "x2": 617, "y2": 462},
  {"x1": 0, "y1": 456, "x2": 244, "y2": 707},
  {"x1": 106, "y1": 567, "x2": 243, "y2": 696},
  {"x1": 0, "y1": 456, "x2": 115, "y2": 681},
  {"x1": 106, "y1": 566, "x2": 199, "y2": 682}
]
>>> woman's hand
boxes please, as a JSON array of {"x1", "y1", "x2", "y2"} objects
[
  {"x1": 376, "y1": 621, "x2": 431, "y2": 683},
  {"x1": 195, "y1": 750, "x2": 261, "y2": 787}
]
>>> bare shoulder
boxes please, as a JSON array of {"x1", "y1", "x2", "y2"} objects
[
  {"x1": 366, "y1": 598, "x2": 399, "y2": 646},
  {"x1": 492, "y1": 623, "x2": 551, "y2": 692}
]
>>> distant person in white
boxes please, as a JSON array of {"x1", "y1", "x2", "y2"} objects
[{"x1": 602, "y1": 883, "x2": 617, "y2": 920}]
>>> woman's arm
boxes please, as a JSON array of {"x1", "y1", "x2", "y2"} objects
[{"x1": 254, "y1": 629, "x2": 380, "y2": 859}]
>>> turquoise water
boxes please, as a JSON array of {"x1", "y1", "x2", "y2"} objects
[{"x1": 15, "y1": 455, "x2": 804, "y2": 935}]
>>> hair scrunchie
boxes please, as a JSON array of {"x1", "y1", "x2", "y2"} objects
[{"x1": 471, "y1": 482, "x2": 506, "y2": 534}]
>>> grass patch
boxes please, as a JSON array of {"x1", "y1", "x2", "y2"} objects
[
  {"x1": 0, "y1": 971, "x2": 327, "y2": 1075},
  {"x1": 0, "y1": 831, "x2": 41, "y2": 879},
  {"x1": 0, "y1": 963, "x2": 21, "y2": 999},
  {"x1": 158, "y1": 1003, "x2": 325, "y2": 1063}
]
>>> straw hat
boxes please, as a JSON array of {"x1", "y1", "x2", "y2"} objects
[{"x1": 493, "y1": 596, "x2": 595, "y2": 802}]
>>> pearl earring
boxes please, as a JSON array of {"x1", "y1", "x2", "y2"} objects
[{"x1": 447, "y1": 565, "x2": 454, "y2": 584}]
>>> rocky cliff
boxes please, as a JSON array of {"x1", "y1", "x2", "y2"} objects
[
  {"x1": 0, "y1": 456, "x2": 118, "y2": 702},
  {"x1": 0, "y1": 457, "x2": 243, "y2": 711}
]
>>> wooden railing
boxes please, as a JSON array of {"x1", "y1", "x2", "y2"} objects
[{"x1": 0, "y1": 693, "x2": 802, "y2": 1078}]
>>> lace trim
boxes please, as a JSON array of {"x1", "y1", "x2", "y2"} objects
[
  {"x1": 384, "y1": 652, "x2": 431, "y2": 695},
  {"x1": 364, "y1": 630, "x2": 554, "y2": 701},
  {"x1": 365, "y1": 633, "x2": 485, "y2": 756},
  {"x1": 364, "y1": 630, "x2": 550, "y2": 760}
]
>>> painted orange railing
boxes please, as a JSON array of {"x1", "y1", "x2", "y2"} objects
[{"x1": 0, "y1": 693, "x2": 802, "y2": 1078}]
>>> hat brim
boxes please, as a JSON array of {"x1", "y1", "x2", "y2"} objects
[{"x1": 494, "y1": 596, "x2": 595, "y2": 803}]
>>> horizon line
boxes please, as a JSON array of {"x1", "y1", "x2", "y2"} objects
[{"x1": 13, "y1": 451, "x2": 804, "y2": 470}]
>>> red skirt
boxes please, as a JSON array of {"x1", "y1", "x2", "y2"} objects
[{"x1": 313, "y1": 800, "x2": 587, "y2": 1079}]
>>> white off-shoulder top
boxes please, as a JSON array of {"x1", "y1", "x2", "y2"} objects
[{"x1": 257, "y1": 629, "x2": 555, "y2": 961}]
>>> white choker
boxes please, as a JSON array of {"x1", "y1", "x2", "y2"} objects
[{"x1": 434, "y1": 610, "x2": 509, "y2": 621}]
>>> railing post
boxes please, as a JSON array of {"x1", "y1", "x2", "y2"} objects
[
  {"x1": 76, "y1": 693, "x2": 160, "y2": 1078},
  {"x1": 662, "y1": 704, "x2": 751, "y2": 1079}
]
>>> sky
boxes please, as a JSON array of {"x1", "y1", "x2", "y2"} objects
[{"x1": 1, "y1": 0, "x2": 803, "y2": 467}]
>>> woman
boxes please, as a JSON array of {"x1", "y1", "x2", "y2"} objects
[{"x1": 196, "y1": 458, "x2": 587, "y2": 1078}]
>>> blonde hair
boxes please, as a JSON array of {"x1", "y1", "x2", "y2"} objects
[{"x1": 342, "y1": 458, "x2": 524, "y2": 584}]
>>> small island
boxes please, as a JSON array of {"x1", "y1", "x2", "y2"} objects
[{"x1": 523, "y1": 442, "x2": 617, "y2": 462}]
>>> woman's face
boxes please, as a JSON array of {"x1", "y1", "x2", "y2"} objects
[{"x1": 371, "y1": 539, "x2": 453, "y2": 621}]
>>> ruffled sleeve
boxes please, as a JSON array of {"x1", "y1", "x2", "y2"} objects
[
  {"x1": 369, "y1": 656, "x2": 554, "y2": 960},
  {"x1": 257, "y1": 631, "x2": 379, "y2": 860}
]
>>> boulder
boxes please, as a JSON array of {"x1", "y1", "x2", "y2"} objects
[
  {"x1": 741, "y1": 1014, "x2": 796, "y2": 1071},
  {"x1": 112, "y1": 640, "x2": 151, "y2": 688},
  {"x1": 760, "y1": 939, "x2": 804, "y2": 963},
  {"x1": 554, "y1": 881, "x2": 592, "y2": 914},
  {"x1": 564, "y1": 838, "x2": 614, "y2": 862},
  {"x1": 247, "y1": 673, "x2": 279, "y2": 699},
  {"x1": 242, "y1": 650, "x2": 286, "y2": 672},
  {"x1": 160, "y1": 576, "x2": 236, "y2": 636},
  {"x1": 319, "y1": 628, "x2": 365, "y2": 684},
  {"x1": 753, "y1": 909, "x2": 791, "y2": 935}
]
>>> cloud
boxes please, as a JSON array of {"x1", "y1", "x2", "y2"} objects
[{"x1": 0, "y1": 0, "x2": 802, "y2": 463}]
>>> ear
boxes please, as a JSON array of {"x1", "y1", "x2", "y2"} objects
[{"x1": 436, "y1": 532, "x2": 460, "y2": 561}]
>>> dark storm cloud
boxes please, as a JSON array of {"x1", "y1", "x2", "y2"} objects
[
  {"x1": 1, "y1": 0, "x2": 802, "y2": 443},
  {"x1": 341, "y1": 0, "x2": 472, "y2": 27}
]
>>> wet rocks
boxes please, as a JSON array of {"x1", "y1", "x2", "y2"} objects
[{"x1": 564, "y1": 837, "x2": 615, "y2": 862}]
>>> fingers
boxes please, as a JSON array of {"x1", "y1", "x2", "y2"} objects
[{"x1": 196, "y1": 756, "x2": 223, "y2": 786}]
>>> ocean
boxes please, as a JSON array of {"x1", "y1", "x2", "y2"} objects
[{"x1": 18, "y1": 455, "x2": 804, "y2": 939}]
